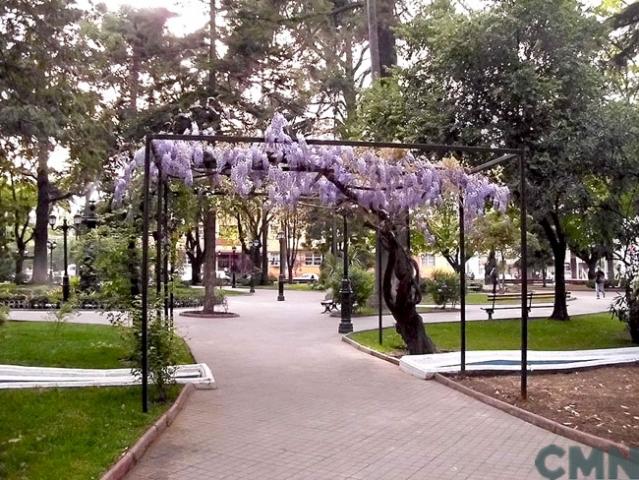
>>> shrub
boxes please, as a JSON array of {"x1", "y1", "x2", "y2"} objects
[
  {"x1": 327, "y1": 264, "x2": 374, "y2": 310},
  {"x1": 423, "y1": 269, "x2": 460, "y2": 308}
]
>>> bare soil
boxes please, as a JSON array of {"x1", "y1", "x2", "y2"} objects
[{"x1": 455, "y1": 364, "x2": 639, "y2": 447}]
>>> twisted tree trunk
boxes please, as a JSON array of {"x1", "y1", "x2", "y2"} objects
[{"x1": 379, "y1": 228, "x2": 437, "y2": 354}]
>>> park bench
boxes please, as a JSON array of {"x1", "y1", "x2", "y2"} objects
[
  {"x1": 320, "y1": 298, "x2": 358, "y2": 313},
  {"x1": 321, "y1": 299, "x2": 339, "y2": 313},
  {"x1": 481, "y1": 291, "x2": 572, "y2": 320}
]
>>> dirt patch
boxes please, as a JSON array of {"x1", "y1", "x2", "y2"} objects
[{"x1": 455, "y1": 364, "x2": 639, "y2": 447}]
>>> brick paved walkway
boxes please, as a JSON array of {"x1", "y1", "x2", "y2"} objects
[{"x1": 126, "y1": 289, "x2": 589, "y2": 480}]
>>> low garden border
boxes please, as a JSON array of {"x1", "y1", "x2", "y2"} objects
[{"x1": 100, "y1": 383, "x2": 195, "y2": 480}]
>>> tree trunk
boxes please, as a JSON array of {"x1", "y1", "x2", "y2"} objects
[
  {"x1": 15, "y1": 254, "x2": 25, "y2": 283},
  {"x1": 202, "y1": 208, "x2": 217, "y2": 313},
  {"x1": 129, "y1": 49, "x2": 140, "y2": 116},
  {"x1": 550, "y1": 242, "x2": 569, "y2": 320},
  {"x1": 379, "y1": 228, "x2": 437, "y2": 354},
  {"x1": 32, "y1": 141, "x2": 50, "y2": 284},
  {"x1": 208, "y1": 0, "x2": 217, "y2": 96},
  {"x1": 287, "y1": 264, "x2": 294, "y2": 284},
  {"x1": 377, "y1": 0, "x2": 397, "y2": 77},
  {"x1": 540, "y1": 215, "x2": 569, "y2": 321},
  {"x1": 191, "y1": 256, "x2": 203, "y2": 285}
]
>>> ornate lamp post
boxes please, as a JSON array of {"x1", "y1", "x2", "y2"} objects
[
  {"x1": 277, "y1": 231, "x2": 286, "y2": 301},
  {"x1": 231, "y1": 246, "x2": 237, "y2": 288},
  {"x1": 49, "y1": 214, "x2": 81, "y2": 301},
  {"x1": 250, "y1": 239, "x2": 260, "y2": 294},
  {"x1": 338, "y1": 215, "x2": 353, "y2": 334},
  {"x1": 47, "y1": 240, "x2": 57, "y2": 283}
]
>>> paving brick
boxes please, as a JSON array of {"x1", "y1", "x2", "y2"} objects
[{"x1": 124, "y1": 290, "x2": 602, "y2": 480}]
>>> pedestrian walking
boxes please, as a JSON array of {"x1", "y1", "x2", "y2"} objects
[{"x1": 595, "y1": 268, "x2": 606, "y2": 299}]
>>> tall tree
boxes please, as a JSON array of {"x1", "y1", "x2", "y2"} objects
[
  {"x1": 0, "y1": 0, "x2": 109, "y2": 283},
  {"x1": 369, "y1": 0, "x2": 609, "y2": 319}
]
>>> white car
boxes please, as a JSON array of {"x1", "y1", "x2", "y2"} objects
[{"x1": 293, "y1": 273, "x2": 318, "y2": 284}]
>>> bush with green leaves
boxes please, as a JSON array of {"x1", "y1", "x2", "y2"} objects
[
  {"x1": 128, "y1": 302, "x2": 178, "y2": 402},
  {"x1": 327, "y1": 263, "x2": 374, "y2": 310},
  {"x1": 77, "y1": 224, "x2": 180, "y2": 401},
  {"x1": 422, "y1": 269, "x2": 460, "y2": 308}
]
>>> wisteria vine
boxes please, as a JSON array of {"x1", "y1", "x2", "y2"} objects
[{"x1": 114, "y1": 114, "x2": 509, "y2": 225}]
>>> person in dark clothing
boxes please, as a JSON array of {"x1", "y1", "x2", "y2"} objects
[{"x1": 595, "y1": 268, "x2": 606, "y2": 299}]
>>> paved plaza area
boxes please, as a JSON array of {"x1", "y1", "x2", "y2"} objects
[{"x1": 104, "y1": 289, "x2": 612, "y2": 480}]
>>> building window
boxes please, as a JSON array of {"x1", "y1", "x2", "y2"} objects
[
  {"x1": 305, "y1": 252, "x2": 323, "y2": 266},
  {"x1": 269, "y1": 253, "x2": 279, "y2": 266},
  {"x1": 421, "y1": 254, "x2": 436, "y2": 266}
]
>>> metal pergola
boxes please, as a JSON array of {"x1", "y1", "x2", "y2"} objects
[{"x1": 139, "y1": 133, "x2": 528, "y2": 412}]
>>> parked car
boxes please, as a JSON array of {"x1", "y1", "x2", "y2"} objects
[{"x1": 292, "y1": 273, "x2": 317, "y2": 284}]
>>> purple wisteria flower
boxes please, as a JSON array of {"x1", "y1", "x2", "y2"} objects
[{"x1": 113, "y1": 115, "x2": 510, "y2": 243}]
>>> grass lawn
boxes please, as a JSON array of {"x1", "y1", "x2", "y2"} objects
[
  {"x1": 0, "y1": 321, "x2": 192, "y2": 368},
  {"x1": 350, "y1": 313, "x2": 635, "y2": 355},
  {"x1": 0, "y1": 321, "x2": 192, "y2": 480},
  {"x1": 420, "y1": 292, "x2": 486, "y2": 305}
]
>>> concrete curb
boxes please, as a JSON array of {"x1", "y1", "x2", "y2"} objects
[
  {"x1": 341, "y1": 335, "x2": 400, "y2": 365},
  {"x1": 101, "y1": 383, "x2": 195, "y2": 480},
  {"x1": 433, "y1": 373, "x2": 631, "y2": 457}
]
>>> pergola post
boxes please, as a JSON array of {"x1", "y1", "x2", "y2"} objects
[
  {"x1": 141, "y1": 136, "x2": 151, "y2": 413},
  {"x1": 459, "y1": 194, "x2": 466, "y2": 374},
  {"x1": 377, "y1": 228, "x2": 383, "y2": 345},
  {"x1": 520, "y1": 149, "x2": 529, "y2": 399}
]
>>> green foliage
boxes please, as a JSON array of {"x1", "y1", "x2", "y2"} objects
[
  {"x1": 323, "y1": 253, "x2": 374, "y2": 309},
  {"x1": 421, "y1": 269, "x2": 460, "y2": 308},
  {"x1": 0, "y1": 304, "x2": 7, "y2": 326},
  {"x1": 352, "y1": 78, "x2": 406, "y2": 141},
  {"x1": 351, "y1": 313, "x2": 634, "y2": 354},
  {"x1": 145, "y1": 314, "x2": 179, "y2": 401}
]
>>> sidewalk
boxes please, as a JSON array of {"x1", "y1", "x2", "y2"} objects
[
  {"x1": 123, "y1": 289, "x2": 592, "y2": 480},
  {"x1": 7, "y1": 290, "x2": 611, "y2": 328}
]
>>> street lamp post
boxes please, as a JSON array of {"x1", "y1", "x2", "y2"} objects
[
  {"x1": 49, "y1": 215, "x2": 82, "y2": 301},
  {"x1": 47, "y1": 240, "x2": 57, "y2": 283},
  {"x1": 338, "y1": 215, "x2": 353, "y2": 334},
  {"x1": 250, "y1": 239, "x2": 260, "y2": 294},
  {"x1": 231, "y1": 246, "x2": 237, "y2": 288},
  {"x1": 277, "y1": 231, "x2": 285, "y2": 301},
  {"x1": 49, "y1": 215, "x2": 82, "y2": 302}
]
